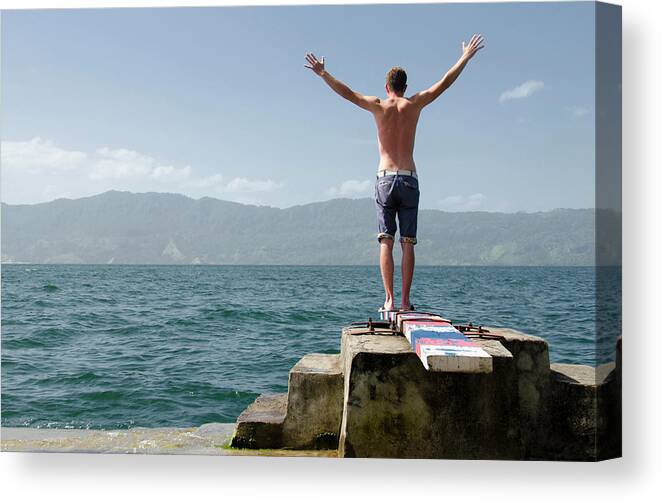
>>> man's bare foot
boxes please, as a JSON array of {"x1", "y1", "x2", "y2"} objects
[
  {"x1": 382, "y1": 298, "x2": 395, "y2": 311},
  {"x1": 400, "y1": 302, "x2": 413, "y2": 311}
]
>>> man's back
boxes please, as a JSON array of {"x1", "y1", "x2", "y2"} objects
[{"x1": 372, "y1": 97, "x2": 421, "y2": 172}]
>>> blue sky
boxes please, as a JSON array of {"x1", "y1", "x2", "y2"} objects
[{"x1": 1, "y1": 2, "x2": 599, "y2": 211}]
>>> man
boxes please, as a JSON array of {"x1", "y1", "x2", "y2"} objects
[{"x1": 305, "y1": 34, "x2": 484, "y2": 312}]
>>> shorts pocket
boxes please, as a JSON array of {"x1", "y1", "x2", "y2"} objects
[
  {"x1": 375, "y1": 178, "x2": 394, "y2": 204},
  {"x1": 400, "y1": 179, "x2": 420, "y2": 208},
  {"x1": 401, "y1": 178, "x2": 419, "y2": 190}
]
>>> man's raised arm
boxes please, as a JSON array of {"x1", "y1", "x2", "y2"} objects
[
  {"x1": 304, "y1": 53, "x2": 380, "y2": 113},
  {"x1": 411, "y1": 34, "x2": 485, "y2": 109}
]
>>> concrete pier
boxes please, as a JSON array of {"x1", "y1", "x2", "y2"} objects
[{"x1": 231, "y1": 326, "x2": 622, "y2": 461}]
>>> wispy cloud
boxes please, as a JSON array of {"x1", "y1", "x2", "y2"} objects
[
  {"x1": 188, "y1": 173, "x2": 224, "y2": 189},
  {"x1": 0, "y1": 137, "x2": 284, "y2": 204},
  {"x1": 437, "y1": 193, "x2": 486, "y2": 211},
  {"x1": 326, "y1": 179, "x2": 372, "y2": 198},
  {"x1": 499, "y1": 80, "x2": 545, "y2": 103},
  {"x1": 221, "y1": 177, "x2": 283, "y2": 193},
  {"x1": 90, "y1": 147, "x2": 192, "y2": 182}
]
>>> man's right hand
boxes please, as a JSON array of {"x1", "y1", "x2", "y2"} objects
[
  {"x1": 304, "y1": 52, "x2": 326, "y2": 76},
  {"x1": 461, "y1": 34, "x2": 485, "y2": 62}
]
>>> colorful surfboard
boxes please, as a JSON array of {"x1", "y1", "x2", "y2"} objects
[{"x1": 381, "y1": 310, "x2": 493, "y2": 373}]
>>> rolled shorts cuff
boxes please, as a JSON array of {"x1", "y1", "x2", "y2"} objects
[
  {"x1": 377, "y1": 232, "x2": 395, "y2": 243},
  {"x1": 400, "y1": 236, "x2": 417, "y2": 245}
]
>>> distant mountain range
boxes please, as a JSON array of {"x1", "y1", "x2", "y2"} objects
[{"x1": 0, "y1": 190, "x2": 617, "y2": 266}]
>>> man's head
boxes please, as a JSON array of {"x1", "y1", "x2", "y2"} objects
[{"x1": 385, "y1": 66, "x2": 407, "y2": 96}]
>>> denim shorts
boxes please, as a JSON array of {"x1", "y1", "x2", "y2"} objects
[{"x1": 374, "y1": 173, "x2": 420, "y2": 245}]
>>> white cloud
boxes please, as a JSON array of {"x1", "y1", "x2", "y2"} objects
[
  {"x1": 326, "y1": 179, "x2": 372, "y2": 198},
  {"x1": 186, "y1": 174, "x2": 282, "y2": 194},
  {"x1": 499, "y1": 80, "x2": 545, "y2": 103},
  {"x1": 1, "y1": 140, "x2": 191, "y2": 184},
  {"x1": 188, "y1": 173, "x2": 224, "y2": 189},
  {"x1": 566, "y1": 105, "x2": 590, "y2": 118},
  {"x1": 1, "y1": 137, "x2": 87, "y2": 172},
  {"x1": 90, "y1": 147, "x2": 192, "y2": 182},
  {"x1": 0, "y1": 137, "x2": 284, "y2": 205},
  {"x1": 221, "y1": 177, "x2": 283, "y2": 193},
  {"x1": 152, "y1": 164, "x2": 192, "y2": 182},
  {"x1": 437, "y1": 193, "x2": 486, "y2": 211}
]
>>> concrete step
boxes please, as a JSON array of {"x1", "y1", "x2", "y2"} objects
[
  {"x1": 282, "y1": 353, "x2": 344, "y2": 449},
  {"x1": 231, "y1": 393, "x2": 287, "y2": 449},
  {"x1": 230, "y1": 354, "x2": 345, "y2": 450}
]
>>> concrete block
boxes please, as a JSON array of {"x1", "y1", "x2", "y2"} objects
[
  {"x1": 282, "y1": 353, "x2": 344, "y2": 449},
  {"x1": 547, "y1": 363, "x2": 620, "y2": 461},
  {"x1": 338, "y1": 328, "x2": 521, "y2": 459},
  {"x1": 231, "y1": 393, "x2": 287, "y2": 449},
  {"x1": 548, "y1": 364, "x2": 598, "y2": 460},
  {"x1": 488, "y1": 327, "x2": 551, "y2": 457}
]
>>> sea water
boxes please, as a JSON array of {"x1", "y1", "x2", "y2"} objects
[{"x1": 1, "y1": 264, "x2": 610, "y2": 429}]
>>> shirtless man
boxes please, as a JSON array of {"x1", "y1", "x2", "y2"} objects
[{"x1": 305, "y1": 34, "x2": 484, "y2": 312}]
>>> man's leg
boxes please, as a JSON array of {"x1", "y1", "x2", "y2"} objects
[
  {"x1": 400, "y1": 241, "x2": 415, "y2": 310},
  {"x1": 375, "y1": 175, "x2": 397, "y2": 310},
  {"x1": 397, "y1": 175, "x2": 420, "y2": 310},
  {"x1": 379, "y1": 237, "x2": 395, "y2": 310}
]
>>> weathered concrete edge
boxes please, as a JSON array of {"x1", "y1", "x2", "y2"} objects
[{"x1": 1, "y1": 424, "x2": 337, "y2": 457}]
